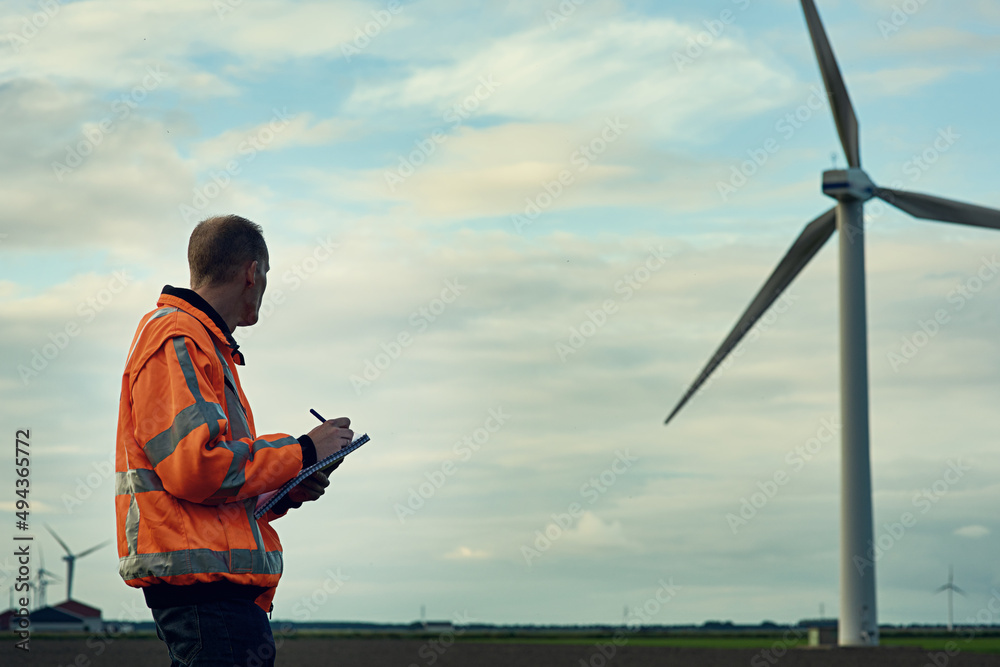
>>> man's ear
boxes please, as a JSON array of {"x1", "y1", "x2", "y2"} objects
[{"x1": 245, "y1": 260, "x2": 259, "y2": 287}]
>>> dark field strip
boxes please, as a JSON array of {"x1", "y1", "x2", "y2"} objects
[
  {"x1": 435, "y1": 635, "x2": 1000, "y2": 653},
  {"x1": 6, "y1": 637, "x2": 1000, "y2": 667}
]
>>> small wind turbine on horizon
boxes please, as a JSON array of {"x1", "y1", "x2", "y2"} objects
[
  {"x1": 936, "y1": 566, "x2": 966, "y2": 632},
  {"x1": 45, "y1": 525, "x2": 110, "y2": 601},
  {"x1": 664, "y1": 0, "x2": 1000, "y2": 648},
  {"x1": 36, "y1": 548, "x2": 61, "y2": 609}
]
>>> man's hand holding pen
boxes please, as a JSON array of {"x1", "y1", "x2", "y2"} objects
[
  {"x1": 309, "y1": 414, "x2": 354, "y2": 461},
  {"x1": 288, "y1": 411, "x2": 353, "y2": 504}
]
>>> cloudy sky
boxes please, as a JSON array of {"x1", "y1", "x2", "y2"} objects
[{"x1": 2, "y1": 0, "x2": 1000, "y2": 630}]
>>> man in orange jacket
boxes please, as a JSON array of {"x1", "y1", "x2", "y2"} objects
[{"x1": 115, "y1": 215, "x2": 351, "y2": 666}]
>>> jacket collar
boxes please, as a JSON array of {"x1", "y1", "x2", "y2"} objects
[{"x1": 157, "y1": 285, "x2": 246, "y2": 365}]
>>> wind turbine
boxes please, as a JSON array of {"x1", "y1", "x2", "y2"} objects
[
  {"x1": 36, "y1": 549, "x2": 61, "y2": 609},
  {"x1": 45, "y1": 525, "x2": 110, "y2": 601},
  {"x1": 935, "y1": 566, "x2": 966, "y2": 632},
  {"x1": 664, "y1": 0, "x2": 1000, "y2": 647}
]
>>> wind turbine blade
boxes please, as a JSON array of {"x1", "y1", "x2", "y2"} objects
[
  {"x1": 877, "y1": 187, "x2": 1000, "y2": 230},
  {"x1": 953, "y1": 586, "x2": 967, "y2": 597},
  {"x1": 45, "y1": 524, "x2": 72, "y2": 556},
  {"x1": 665, "y1": 208, "x2": 837, "y2": 425},
  {"x1": 934, "y1": 584, "x2": 949, "y2": 594},
  {"x1": 800, "y1": 0, "x2": 861, "y2": 167},
  {"x1": 75, "y1": 540, "x2": 111, "y2": 559}
]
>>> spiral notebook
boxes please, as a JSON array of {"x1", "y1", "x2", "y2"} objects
[{"x1": 254, "y1": 434, "x2": 370, "y2": 519}]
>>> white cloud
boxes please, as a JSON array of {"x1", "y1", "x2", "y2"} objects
[
  {"x1": 313, "y1": 119, "x2": 724, "y2": 221},
  {"x1": 444, "y1": 546, "x2": 490, "y2": 559},
  {"x1": 346, "y1": 15, "x2": 797, "y2": 133},
  {"x1": 190, "y1": 113, "x2": 358, "y2": 167},
  {"x1": 954, "y1": 525, "x2": 990, "y2": 539},
  {"x1": 852, "y1": 66, "x2": 961, "y2": 98},
  {"x1": 562, "y1": 512, "x2": 640, "y2": 550},
  {"x1": 0, "y1": 0, "x2": 380, "y2": 89}
]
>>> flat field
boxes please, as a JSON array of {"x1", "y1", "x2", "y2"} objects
[{"x1": 5, "y1": 635, "x2": 1000, "y2": 667}]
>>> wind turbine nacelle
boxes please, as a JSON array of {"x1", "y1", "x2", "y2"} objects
[{"x1": 823, "y1": 168, "x2": 876, "y2": 202}]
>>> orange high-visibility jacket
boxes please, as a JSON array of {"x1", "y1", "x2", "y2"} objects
[{"x1": 115, "y1": 288, "x2": 305, "y2": 611}]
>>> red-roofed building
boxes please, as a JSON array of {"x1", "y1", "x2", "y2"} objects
[
  {"x1": 55, "y1": 599, "x2": 102, "y2": 621},
  {"x1": 1, "y1": 600, "x2": 103, "y2": 633}
]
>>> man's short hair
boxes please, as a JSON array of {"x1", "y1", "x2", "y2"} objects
[{"x1": 188, "y1": 215, "x2": 268, "y2": 289}]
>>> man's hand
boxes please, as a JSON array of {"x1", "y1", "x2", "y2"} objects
[
  {"x1": 308, "y1": 416, "x2": 353, "y2": 461},
  {"x1": 287, "y1": 470, "x2": 330, "y2": 504}
]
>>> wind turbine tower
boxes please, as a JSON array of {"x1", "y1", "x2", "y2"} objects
[
  {"x1": 36, "y1": 549, "x2": 61, "y2": 610},
  {"x1": 45, "y1": 525, "x2": 109, "y2": 601},
  {"x1": 664, "y1": 0, "x2": 1000, "y2": 647},
  {"x1": 935, "y1": 566, "x2": 966, "y2": 632}
]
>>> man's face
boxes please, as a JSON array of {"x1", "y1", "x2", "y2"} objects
[{"x1": 237, "y1": 255, "x2": 268, "y2": 327}]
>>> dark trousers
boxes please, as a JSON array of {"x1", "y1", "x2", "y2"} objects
[{"x1": 152, "y1": 599, "x2": 275, "y2": 667}]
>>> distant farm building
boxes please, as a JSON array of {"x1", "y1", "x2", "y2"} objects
[{"x1": 0, "y1": 600, "x2": 103, "y2": 633}]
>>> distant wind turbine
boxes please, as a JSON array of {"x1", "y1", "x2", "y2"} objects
[
  {"x1": 663, "y1": 0, "x2": 1000, "y2": 647},
  {"x1": 36, "y1": 548, "x2": 62, "y2": 609},
  {"x1": 935, "y1": 566, "x2": 966, "y2": 632},
  {"x1": 45, "y1": 525, "x2": 110, "y2": 601}
]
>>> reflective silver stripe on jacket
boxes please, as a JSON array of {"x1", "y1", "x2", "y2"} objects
[
  {"x1": 121, "y1": 319, "x2": 290, "y2": 581},
  {"x1": 116, "y1": 468, "x2": 164, "y2": 495},
  {"x1": 203, "y1": 344, "x2": 298, "y2": 503},
  {"x1": 125, "y1": 496, "x2": 139, "y2": 557},
  {"x1": 124, "y1": 307, "x2": 177, "y2": 369},
  {"x1": 214, "y1": 346, "x2": 252, "y2": 441},
  {"x1": 142, "y1": 336, "x2": 226, "y2": 467},
  {"x1": 117, "y1": 469, "x2": 165, "y2": 557},
  {"x1": 119, "y1": 547, "x2": 283, "y2": 581}
]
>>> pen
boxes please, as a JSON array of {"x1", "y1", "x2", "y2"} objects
[{"x1": 310, "y1": 408, "x2": 345, "y2": 474}]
